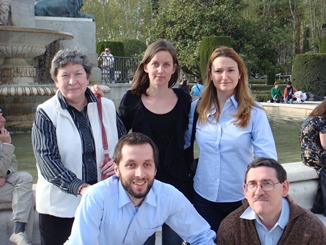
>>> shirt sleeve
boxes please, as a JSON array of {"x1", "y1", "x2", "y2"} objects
[
  {"x1": 118, "y1": 92, "x2": 134, "y2": 132},
  {"x1": 32, "y1": 108, "x2": 84, "y2": 195},
  {"x1": 0, "y1": 143, "x2": 15, "y2": 176},
  {"x1": 164, "y1": 190, "x2": 216, "y2": 244},
  {"x1": 251, "y1": 106, "x2": 278, "y2": 159},
  {"x1": 65, "y1": 188, "x2": 102, "y2": 245},
  {"x1": 184, "y1": 100, "x2": 197, "y2": 149}
]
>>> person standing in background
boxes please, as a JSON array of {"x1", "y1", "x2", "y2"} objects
[
  {"x1": 98, "y1": 48, "x2": 115, "y2": 83},
  {"x1": 191, "y1": 78, "x2": 204, "y2": 98},
  {"x1": 185, "y1": 46, "x2": 277, "y2": 234},
  {"x1": 300, "y1": 99, "x2": 326, "y2": 215},
  {"x1": 0, "y1": 108, "x2": 34, "y2": 245}
]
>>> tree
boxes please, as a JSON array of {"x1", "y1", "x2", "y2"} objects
[{"x1": 82, "y1": 0, "x2": 152, "y2": 41}]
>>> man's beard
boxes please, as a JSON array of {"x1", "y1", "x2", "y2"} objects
[{"x1": 121, "y1": 178, "x2": 154, "y2": 200}]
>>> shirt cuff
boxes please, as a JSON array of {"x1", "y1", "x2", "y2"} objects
[{"x1": 69, "y1": 179, "x2": 86, "y2": 196}]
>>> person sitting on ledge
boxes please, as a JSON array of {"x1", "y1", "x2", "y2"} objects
[
  {"x1": 0, "y1": 108, "x2": 34, "y2": 245},
  {"x1": 283, "y1": 81, "x2": 297, "y2": 104},
  {"x1": 270, "y1": 81, "x2": 283, "y2": 103},
  {"x1": 217, "y1": 157, "x2": 326, "y2": 245}
]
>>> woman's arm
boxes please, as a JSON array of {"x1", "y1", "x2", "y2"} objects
[
  {"x1": 320, "y1": 132, "x2": 326, "y2": 150},
  {"x1": 32, "y1": 109, "x2": 84, "y2": 195}
]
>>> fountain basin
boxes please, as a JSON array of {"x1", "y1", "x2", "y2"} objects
[{"x1": 0, "y1": 26, "x2": 73, "y2": 84}]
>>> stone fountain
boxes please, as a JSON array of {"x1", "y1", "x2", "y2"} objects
[{"x1": 0, "y1": 0, "x2": 103, "y2": 131}]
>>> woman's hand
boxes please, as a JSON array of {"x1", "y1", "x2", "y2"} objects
[
  {"x1": 100, "y1": 158, "x2": 115, "y2": 179},
  {"x1": 90, "y1": 84, "x2": 104, "y2": 98}
]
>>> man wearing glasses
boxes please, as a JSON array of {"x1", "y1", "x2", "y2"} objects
[
  {"x1": 217, "y1": 157, "x2": 326, "y2": 245},
  {"x1": 98, "y1": 48, "x2": 115, "y2": 83}
]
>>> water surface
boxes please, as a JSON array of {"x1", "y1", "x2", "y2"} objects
[{"x1": 11, "y1": 112, "x2": 304, "y2": 183}]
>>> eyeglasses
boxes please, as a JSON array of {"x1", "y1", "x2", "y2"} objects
[
  {"x1": 105, "y1": 50, "x2": 109, "y2": 52},
  {"x1": 245, "y1": 180, "x2": 281, "y2": 193}
]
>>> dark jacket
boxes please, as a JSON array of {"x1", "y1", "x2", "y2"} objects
[{"x1": 217, "y1": 198, "x2": 326, "y2": 245}]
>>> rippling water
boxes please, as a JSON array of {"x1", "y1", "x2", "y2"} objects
[{"x1": 11, "y1": 112, "x2": 304, "y2": 183}]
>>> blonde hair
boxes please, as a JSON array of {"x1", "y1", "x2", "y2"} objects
[{"x1": 197, "y1": 47, "x2": 258, "y2": 127}]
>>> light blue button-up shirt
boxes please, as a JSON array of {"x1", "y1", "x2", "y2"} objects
[
  {"x1": 185, "y1": 96, "x2": 277, "y2": 202},
  {"x1": 65, "y1": 176, "x2": 216, "y2": 245},
  {"x1": 240, "y1": 198, "x2": 290, "y2": 245}
]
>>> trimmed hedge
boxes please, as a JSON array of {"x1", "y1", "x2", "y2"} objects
[
  {"x1": 112, "y1": 38, "x2": 146, "y2": 57},
  {"x1": 96, "y1": 41, "x2": 125, "y2": 57},
  {"x1": 199, "y1": 36, "x2": 232, "y2": 81},
  {"x1": 321, "y1": 35, "x2": 326, "y2": 53},
  {"x1": 292, "y1": 54, "x2": 326, "y2": 96}
]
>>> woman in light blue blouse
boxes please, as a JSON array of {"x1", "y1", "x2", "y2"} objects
[{"x1": 185, "y1": 47, "x2": 277, "y2": 233}]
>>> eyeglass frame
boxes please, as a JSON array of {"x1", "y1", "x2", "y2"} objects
[{"x1": 244, "y1": 179, "x2": 281, "y2": 193}]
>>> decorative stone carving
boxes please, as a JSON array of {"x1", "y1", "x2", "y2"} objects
[{"x1": 34, "y1": 0, "x2": 94, "y2": 20}]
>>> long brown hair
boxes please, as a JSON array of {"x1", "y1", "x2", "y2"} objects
[
  {"x1": 309, "y1": 100, "x2": 326, "y2": 119},
  {"x1": 130, "y1": 39, "x2": 180, "y2": 96},
  {"x1": 197, "y1": 47, "x2": 257, "y2": 127}
]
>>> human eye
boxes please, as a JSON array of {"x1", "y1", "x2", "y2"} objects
[
  {"x1": 262, "y1": 180, "x2": 274, "y2": 189},
  {"x1": 151, "y1": 62, "x2": 159, "y2": 67},
  {"x1": 61, "y1": 73, "x2": 69, "y2": 78},
  {"x1": 125, "y1": 162, "x2": 135, "y2": 168},
  {"x1": 247, "y1": 182, "x2": 257, "y2": 190},
  {"x1": 144, "y1": 162, "x2": 153, "y2": 168}
]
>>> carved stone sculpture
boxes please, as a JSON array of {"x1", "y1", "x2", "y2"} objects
[
  {"x1": 34, "y1": 0, "x2": 93, "y2": 20},
  {"x1": 0, "y1": 0, "x2": 10, "y2": 25}
]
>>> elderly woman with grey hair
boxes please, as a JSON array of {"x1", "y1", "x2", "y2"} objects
[{"x1": 32, "y1": 49, "x2": 122, "y2": 245}]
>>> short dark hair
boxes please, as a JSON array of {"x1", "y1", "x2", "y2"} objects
[
  {"x1": 286, "y1": 81, "x2": 292, "y2": 85},
  {"x1": 244, "y1": 157, "x2": 287, "y2": 183},
  {"x1": 113, "y1": 132, "x2": 159, "y2": 167},
  {"x1": 50, "y1": 49, "x2": 92, "y2": 81}
]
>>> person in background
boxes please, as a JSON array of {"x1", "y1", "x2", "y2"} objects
[
  {"x1": 65, "y1": 132, "x2": 216, "y2": 245},
  {"x1": 284, "y1": 81, "x2": 297, "y2": 104},
  {"x1": 180, "y1": 79, "x2": 190, "y2": 94},
  {"x1": 300, "y1": 99, "x2": 326, "y2": 215},
  {"x1": 270, "y1": 81, "x2": 283, "y2": 103},
  {"x1": 32, "y1": 49, "x2": 120, "y2": 245},
  {"x1": 294, "y1": 91, "x2": 325, "y2": 103},
  {"x1": 98, "y1": 48, "x2": 115, "y2": 83},
  {"x1": 0, "y1": 108, "x2": 34, "y2": 245},
  {"x1": 118, "y1": 39, "x2": 192, "y2": 245},
  {"x1": 217, "y1": 157, "x2": 326, "y2": 245},
  {"x1": 191, "y1": 78, "x2": 204, "y2": 98},
  {"x1": 185, "y1": 46, "x2": 277, "y2": 233}
]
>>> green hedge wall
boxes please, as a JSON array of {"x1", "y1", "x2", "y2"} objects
[
  {"x1": 199, "y1": 36, "x2": 232, "y2": 81},
  {"x1": 112, "y1": 38, "x2": 146, "y2": 57},
  {"x1": 96, "y1": 41, "x2": 125, "y2": 57},
  {"x1": 292, "y1": 54, "x2": 326, "y2": 96},
  {"x1": 321, "y1": 35, "x2": 326, "y2": 53}
]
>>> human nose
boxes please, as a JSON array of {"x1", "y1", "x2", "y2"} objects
[
  {"x1": 134, "y1": 166, "x2": 144, "y2": 177},
  {"x1": 68, "y1": 76, "x2": 76, "y2": 85},
  {"x1": 254, "y1": 184, "x2": 265, "y2": 194},
  {"x1": 221, "y1": 71, "x2": 228, "y2": 79}
]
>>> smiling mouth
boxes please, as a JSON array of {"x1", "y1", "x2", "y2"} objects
[{"x1": 133, "y1": 180, "x2": 146, "y2": 186}]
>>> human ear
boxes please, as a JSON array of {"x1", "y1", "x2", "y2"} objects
[{"x1": 114, "y1": 163, "x2": 120, "y2": 177}]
